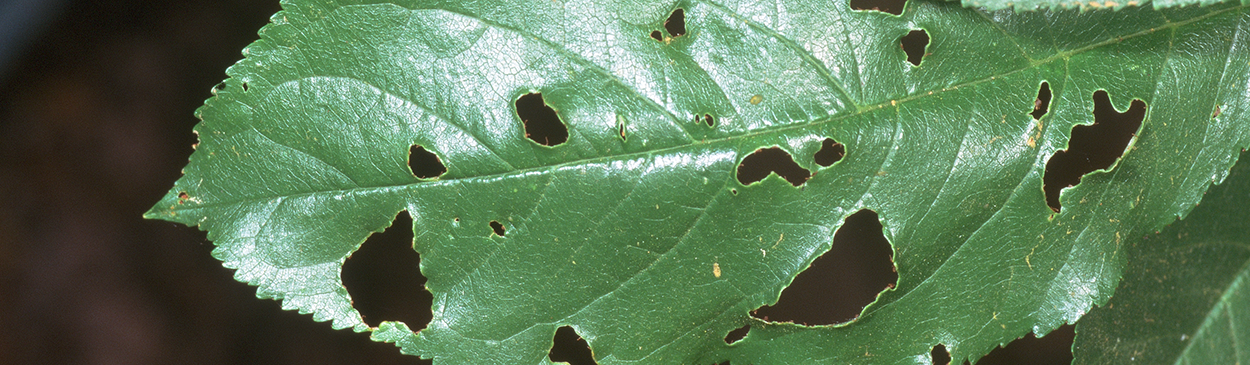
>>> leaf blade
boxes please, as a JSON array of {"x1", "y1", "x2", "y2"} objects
[{"x1": 150, "y1": 1, "x2": 1250, "y2": 364}]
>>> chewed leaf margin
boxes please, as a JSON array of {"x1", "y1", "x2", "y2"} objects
[{"x1": 148, "y1": 0, "x2": 1250, "y2": 364}]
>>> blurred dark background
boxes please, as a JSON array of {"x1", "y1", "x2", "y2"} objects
[
  {"x1": 0, "y1": 1, "x2": 1070, "y2": 364},
  {"x1": 0, "y1": 1, "x2": 419, "y2": 363}
]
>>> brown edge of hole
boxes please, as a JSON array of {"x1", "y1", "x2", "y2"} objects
[
  {"x1": 724, "y1": 325, "x2": 750, "y2": 344},
  {"x1": 814, "y1": 138, "x2": 845, "y2": 167},
  {"x1": 931, "y1": 344, "x2": 952, "y2": 365},
  {"x1": 664, "y1": 8, "x2": 686, "y2": 37},
  {"x1": 490, "y1": 221, "x2": 506, "y2": 236},
  {"x1": 736, "y1": 147, "x2": 812, "y2": 187},
  {"x1": 549, "y1": 326, "x2": 597, "y2": 365},
  {"x1": 409, "y1": 145, "x2": 448, "y2": 179}
]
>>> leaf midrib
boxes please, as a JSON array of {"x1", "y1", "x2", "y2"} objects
[{"x1": 167, "y1": 3, "x2": 1240, "y2": 215}]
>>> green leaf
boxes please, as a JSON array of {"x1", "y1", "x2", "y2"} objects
[
  {"x1": 959, "y1": 0, "x2": 1245, "y2": 12},
  {"x1": 147, "y1": 1, "x2": 1250, "y2": 364},
  {"x1": 1073, "y1": 150, "x2": 1250, "y2": 364}
]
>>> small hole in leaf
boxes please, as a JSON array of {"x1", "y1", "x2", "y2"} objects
[
  {"x1": 549, "y1": 326, "x2": 597, "y2": 365},
  {"x1": 976, "y1": 324, "x2": 1075, "y2": 365},
  {"x1": 703, "y1": 114, "x2": 715, "y2": 127},
  {"x1": 850, "y1": 0, "x2": 905, "y2": 15},
  {"x1": 490, "y1": 221, "x2": 506, "y2": 236},
  {"x1": 1043, "y1": 90, "x2": 1145, "y2": 212},
  {"x1": 665, "y1": 9, "x2": 686, "y2": 37},
  {"x1": 1031, "y1": 82, "x2": 1052, "y2": 120},
  {"x1": 730, "y1": 189, "x2": 738, "y2": 195},
  {"x1": 901, "y1": 30, "x2": 929, "y2": 67},
  {"x1": 516, "y1": 92, "x2": 569, "y2": 147},
  {"x1": 736, "y1": 147, "x2": 811, "y2": 186},
  {"x1": 814, "y1": 138, "x2": 845, "y2": 167},
  {"x1": 409, "y1": 145, "x2": 447, "y2": 179},
  {"x1": 241, "y1": 81, "x2": 249, "y2": 92},
  {"x1": 1213, "y1": 106, "x2": 1221, "y2": 119},
  {"x1": 177, "y1": 192, "x2": 189, "y2": 201},
  {"x1": 618, "y1": 123, "x2": 627, "y2": 140},
  {"x1": 341, "y1": 211, "x2": 433, "y2": 330},
  {"x1": 724, "y1": 325, "x2": 750, "y2": 344},
  {"x1": 751, "y1": 209, "x2": 896, "y2": 325},
  {"x1": 931, "y1": 344, "x2": 952, "y2": 365},
  {"x1": 650, "y1": 30, "x2": 664, "y2": 41}
]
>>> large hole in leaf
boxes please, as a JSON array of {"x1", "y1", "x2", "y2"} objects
[
  {"x1": 851, "y1": 0, "x2": 905, "y2": 15},
  {"x1": 1031, "y1": 82, "x2": 1052, "y2": 120},
  {"x1": 549, "y1": 326, "x2": 597, "y2": 365},
  {"x1": 516, "y1": 92, "x2": 569, "y2": 147},
  {"x1": 1043, "y1": 90, "x2": 1145, "y2": 212},
  {"x1": 814, "y1": 138, "x2": 846, "y2": 167},
  {"x1": 751, "y1": 210, "x2": 897, "y2": 325},
  {"x1": 724, "y1": 325, "x2": 750, "y2": 344},
  {"x1": 901, "y1": 30, "x2": 929, "y2": 67},
  {"x1": 736, "y1": 147, "x2": 811, "y2": 186},
  {"x1": 409, "y1": 145, "x2": 447, "y2": 179},
  {"x1": 341, "y1": 211, "x2": 433, "y2": 330},
  {"x1": 665, "y1": 9, "x2": 686, "y2": 37},
  {"x1": 932, "y1": 344, "x2": 952, "y2": 365},
  {"x1": 975, "y1": 324, "x2": 1075, "y2": 365}
]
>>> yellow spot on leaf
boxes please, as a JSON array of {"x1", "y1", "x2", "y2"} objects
[
  {"x1": 750, "y1": 94, "x2": 764, "y2": 105},
  {"x1": 713, "y1": 262, "x2": 722, "y2": 278}
]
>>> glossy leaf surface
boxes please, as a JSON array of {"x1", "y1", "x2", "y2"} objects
[
  {"x1": 961, "y1": 0, "x2": 1245, "y2": 12},
  {"x1": 147, "y1": 0, "x2": 1250, "y2": 364},
  {"x1": 1073, "y1": 151, "x2": 1250, "y2": 365}
]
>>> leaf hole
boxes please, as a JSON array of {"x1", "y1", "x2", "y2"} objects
[
  {"x1": 549, "y1": 326, "x2": 597, "y2": 365},
  {"x1": 1043, "y1": 90, "x2": 1145, "y2": 212},
  {"x1": 516, "y1": 92, "x2": 569, "y2": 147},
  {"x1": 177, "y1": 192, "x2": 189, "y2": 202},
  {"x1": 341, "y1": 211, "x2": 433, "y2": 330},
  {"x1": 650, "y1": 30, "x2": 664, "y2": 41},
  {"x1": 931, "y1": 344, "x2": 952, "y2": 365},
  {"x1": 665, "y1": 8, "x2": 686, "y2": 37},
  {"x1": 901, "y1": 30, "x2": 929, "y2": 67},
  {"x1": 975, "y1": 324, "x2": 1074, "y2": 365},
  {"x1": 1212, "y1": 105, "x2": 1221, "y2": 119},
  {"x1": 490, "y1": 220, "x2": 506, "y2": 236},
  {"x1": 241, "y1": 81, "x2": 249, "y2": 92},
  {"x1": 723, "y1": 324, "x2": 750, "y2": 344},
  {"x1": 736, "y1": 147, "x2": 811, "y2": 186},
  {"x1": 751, "y1": 209, "x2": 896, "y2": 325},
  {"x1": 409, "y1": 145, "x2": 447, "y2": 179},
  {"x1": 703, "y1": 114, "x2": 715, "y2": 127},
  {"x1": 1031, "y1": 82, "x2": 1052, "y2": 120},
  {"x1": 850, "y1": 0, "x2": 905, "y2": 16},
  {"x1": 814, "y1": 138, "x2": 846, "y2": 167}
]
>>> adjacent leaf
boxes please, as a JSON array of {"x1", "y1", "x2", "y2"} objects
[
  {"x1": 147, "y1": 0, "x2": 1250, "y2": 364},
  {"x1": 1073, "y1": 150, "x2": 1250, "y2": 365}
]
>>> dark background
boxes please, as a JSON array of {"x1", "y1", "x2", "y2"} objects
[
  {"x1": 0, "y1": 1, "x2": 419, "y2": 363},
  {"x1": 0, "y1": 1, "x2": 1071, "y2": 364}
]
